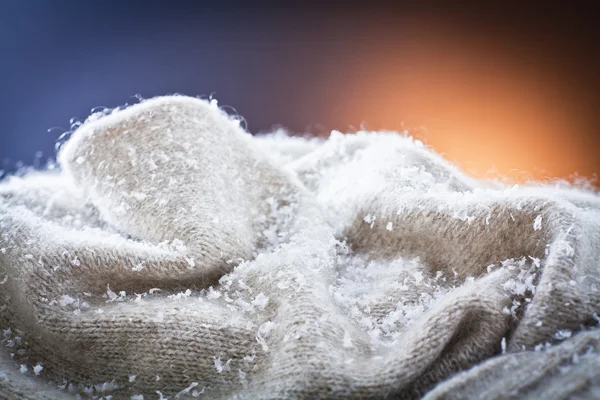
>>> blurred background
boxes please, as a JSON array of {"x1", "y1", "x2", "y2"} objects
[{"x1": 1, "y1": 1, "x2": 599, "y2": 184}]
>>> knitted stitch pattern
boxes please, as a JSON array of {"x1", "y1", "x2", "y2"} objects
[{"x1": 1, "y1": 96, "x2": 599, "y2": 399}]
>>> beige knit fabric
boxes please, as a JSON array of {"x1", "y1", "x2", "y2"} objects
[{"x1": 0, "y1": 96, "x2": 599, "y2": 399}]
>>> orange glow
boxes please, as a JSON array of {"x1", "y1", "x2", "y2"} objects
[{"x1": 324, "y1": 20, "x2": 599, "y2": 184}]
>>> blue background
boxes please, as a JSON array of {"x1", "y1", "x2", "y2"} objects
[{"x1": 1, "y1": 1, "x2": 599, "y2": 180}]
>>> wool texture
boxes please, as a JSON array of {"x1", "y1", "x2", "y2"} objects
[{"x1": 0, "y1": 96, "x2": 599, "y2": 399}]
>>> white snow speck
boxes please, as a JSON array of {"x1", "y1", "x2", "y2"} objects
[
  {"x1": 500, "y1": 337, "x2": 506, "y2": 354},
  {"x1": 386, "y1": 222, "x2": 393, "y2": 231},
  {"x1": 128, "y1": 375, "x2": 136, "y2": 382},
  {"x1": 251, "y1": 293, "x2": 269, "y2": 310},
  {"x1": 206, "y1": 287, "x2": 221, "y2": 300},
  {"x1": 214, "y1": 357, "x2": 231, "y2": 373},
  {"x1": 156, "y1": 391, "x2": 167, "y2": 400},
  {"x1": 554, "y1": 329, "x2": 572, "y2": 340},
  {"x1": 19, "y1": 364, "x2": 28, "y2": 373},
  {"x1": 533, "y1": 215, "x2": 542, "y2": 231},
  {"x1": 130, "y1": 395, "x2": 144, "y2": 400},
  {"x1": 168, "y1": 289, "x2": 192, "y2": 300},
  {"x1": 75, "y1": 156, "x2": 85, "y2": 165},
  {"x1": 175, "y1": 382, "x2": 198, "y2": 398},
  {"x1": 94, "y1": 380, "x2": 119, "y2": 392},
  {"x1": 132, "y1": 262, "x2": 145, "y2": 272},
  {"x1": 33, "y1": 364, "x2": 43, "y2": 375},
  {"x1": 363, "y1": 214, "x2": 376, "y2": 228},
  {"x1": 1, "y1": 248, "x2": 5, "y2": 254},
  {"x1": 59, "y1": 295, "x2": 76, "y2": 307},
  {"x1": 106, "y1": 284, "x2": 118, "y2": 302}
]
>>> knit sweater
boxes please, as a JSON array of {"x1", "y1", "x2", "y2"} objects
[{"x1": 1, "y1": 96, "x2": 599, "y2": 399}]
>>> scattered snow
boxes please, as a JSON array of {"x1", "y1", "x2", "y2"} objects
[
  {"x1": 533, "y1": 215, "x2": 543, "y2": 231},
  {"x1": 554, "y1": 329, "x2": 572, "y2": 340},
  {"x1": 33, "y1": 364, "x2": 43, "y2": 375},
  {"x1": 363, "y1": 214, "x2": 376, "y2": 229},
  {"x1": 105, "y1": 284, "x2": 118, "y2": 302},
  {"x1": 1, "y1": 123, "x2": 597, "y2": 397},
  {"x1": 156, "y1": 391, "x2": 167, "y2": 400},
  {"x1": 251, "y1": 293, "x2": 269, "y2": 310},
  {"x1": 175, "y1": 382, "x2": 199, "y2": 398},
  {"x1": 132, "y1": 262, "x2": 145, "y2": 272},
  {"x1": 168, "y1": 289, "x2": 192, "y2": 300},
  {"x1": 105, "y1": 284, "x2": 126, "y2": 302},
  {"x1": 94, "y1": 380, "x2": 119, "y2": 392},
  {"x1": 255, "y1": 321, "x2": 277, "y2": 352},
  {"x1": 206, "y1": 287, "x2": 221, "y2": 300},
  {"x1": 330, "y1": 254, "x2": 447, "y2": 346},
  {"x1": 214, "y1": 357, "x2": 231, "y2": 373},
  {"x1": 59, "y1": 294, "x2": 76, "y2": 307},
  {"x1": 185, "y1": 257, "x2": 195, "y2": 268}
]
